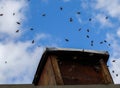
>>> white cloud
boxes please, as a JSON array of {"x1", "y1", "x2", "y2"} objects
[
  {"x1": 106, "y1": 33, "x2": 120, "y2": 84},
  {"x1": 35, "y1": 33, "x2": 50, "y2": 41},
  {"x1": 117, "y1": 27, "x2": 120, "y2": 37},
  {"x1": 0, "y1": 0, "x2": 59, "y2": 84},
  {"x1": 107, "y1": 33, "x2": 120, "y2": 59},
  {"x1": 80, "y1": 1, "x2": 114, "y2": 28},
  {"x1": 92, "y1": 1, "x2": 120, "y2": 84},
  {"x1": 0, "y1": 0, "x2": 28, "y2": 38},
  {"x1": 95, "y1": 0, "x2": 120, "y2": 18},
  {"x1": 109, "y1": 59, "x2": 120, "y2": 84},
  {"x1": 81, "y1": 0, "x2": 91, "y2": 9},
  {"x1": 0, "y1": 0, "x2": 46, "y2": 84},
  {"x1": 95, "y1": 14, "x2": 113, "y2": 28},
  {"x1": 0, "y1": 41, "x2": 45, "y2": 84}
]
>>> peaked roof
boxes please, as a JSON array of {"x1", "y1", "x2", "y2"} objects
[{"x1": 32, "y1": 47, "x2": 109, "y2": 85}]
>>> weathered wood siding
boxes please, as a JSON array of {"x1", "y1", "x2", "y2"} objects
[
  {"x1": 100, "y1": 59, "x2": 113, "y2": 84},
  {"x1": 36, "y1": 51, "x2": 113, "y2": 85},
  {"x1": 38, "y1": 57, "x2": 56, "y2": 85},
  {"x1": 50, "y1": 55, "x2": 64, "y2": 85},
  {"x1": 58, "y1": 59, "x2": 105, "y2": 84}
]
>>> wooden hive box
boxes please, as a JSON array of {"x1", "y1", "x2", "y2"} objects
[{"x1": 33, "y1": 47, "x2": 113, "y2": 86}]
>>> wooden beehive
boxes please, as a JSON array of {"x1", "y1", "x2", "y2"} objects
[{"x1": 33, "y1": 47, "x2": 113, "y2": 86}]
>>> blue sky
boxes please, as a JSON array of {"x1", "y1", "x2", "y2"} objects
[{"x1": 0, "y1": 0, "x2": 120, "y2": 84}]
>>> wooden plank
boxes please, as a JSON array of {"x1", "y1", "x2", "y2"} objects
[
  {"x1": 50, "y1": 55, "x2": 64, "y2": 85},
  {"x1": 100, "y1": 59, "x2": 113, "y2": 84},
  {"x1": 38, "y1": 57, "x2": 56, "y2": 85},
  {"x1": 58, "y1": 59, "x2": 105, "y2": 85},
  {"x1": 47, "y1": 57, "x2": 57, "y2": 85}
]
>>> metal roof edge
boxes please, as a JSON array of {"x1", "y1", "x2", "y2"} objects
[{"x1": 45, "y1": 47, "x2": 109, "y2": 55}]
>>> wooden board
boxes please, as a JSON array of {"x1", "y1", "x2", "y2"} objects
[
  {"x1": 100, "y1": 59, "x2": 113, "y2": 84},
  {"x1": 36, "y1": 54, "x2": 112, "y2": 85},
  {"x1": 58, "y1": 59, "x2": 106, "y2": 85},
  {"x1": 50, "y1": 55, "x2": 64, "y2": 85},
  {"x1": 38, "y1": 57, "x2": 56, "y2": 85}
]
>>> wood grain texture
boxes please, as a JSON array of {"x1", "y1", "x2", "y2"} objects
[
  {"x1": 100, "y1": 59, "x2": 113, "y2": 84},
  {"x1": 50, "y1": 55, "x2": 64, "y2": 85},
  {"x1": 58, "y1": 59, "x2": 105, "y2": 85},
  {"x1": 38, "y1": 57, "x2": 56, "y2": 85}
]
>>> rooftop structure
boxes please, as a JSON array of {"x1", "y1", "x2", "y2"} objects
[
  {"x1": 0, "y1": 47, "x2": 120, "y2": 88},
  {"x1": 33, "y1": 47, "x2": 113, "y2": 86}
]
